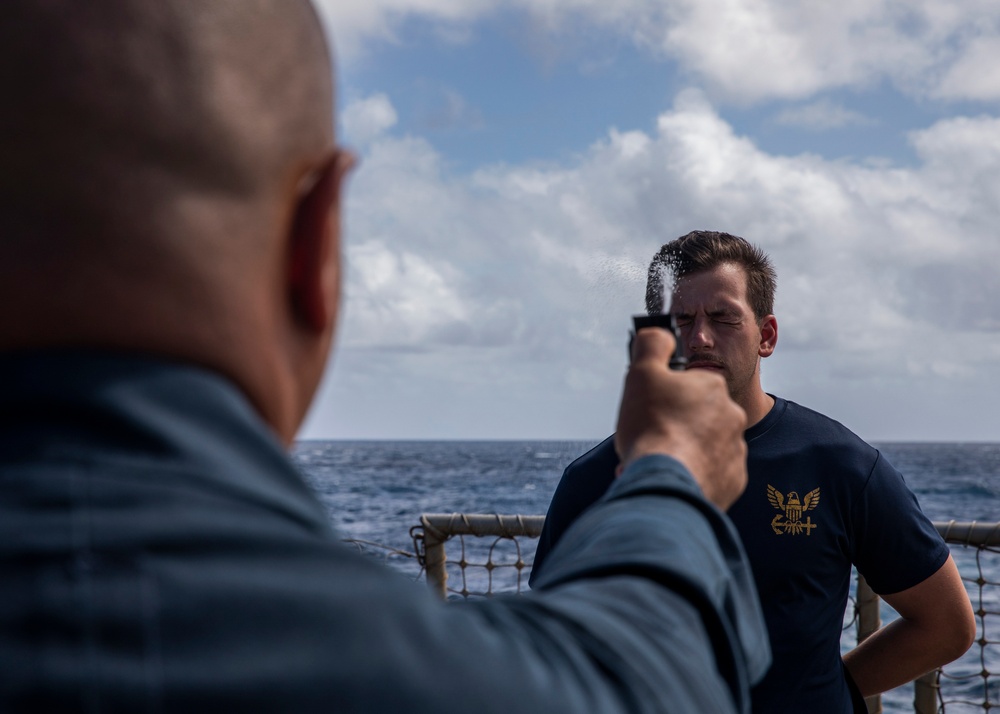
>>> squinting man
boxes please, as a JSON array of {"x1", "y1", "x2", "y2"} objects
[{"x1": 533, "y1": 230, "x2": 975, "y2": 714}]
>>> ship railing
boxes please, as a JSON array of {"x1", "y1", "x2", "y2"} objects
[
  {"x1": 399, "y1": 517, "x2": 1000, "y2": 714},
  {"x1": 410, "y1": 513, "x2": 544, "y2": 599}
]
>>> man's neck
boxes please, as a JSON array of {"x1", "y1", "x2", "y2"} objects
[{"x1": 741, "y1": 389, "x2": 776, "y2": 429}]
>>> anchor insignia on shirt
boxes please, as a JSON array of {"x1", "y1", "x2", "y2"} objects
[{"x1": 767, "y1": 485, "x2": 820, "y2": 535}]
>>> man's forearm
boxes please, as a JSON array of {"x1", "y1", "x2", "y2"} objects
[
  {"x1": 844, "y1": 617, "x2": 952, "y2": 696},
  {"x1": 845, "y1": 557, "x2": 975, "y2": 696}
]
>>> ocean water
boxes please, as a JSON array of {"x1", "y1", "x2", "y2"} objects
[{"x1": 292, "y1": 440, "x2": 1000, "y2": 713}]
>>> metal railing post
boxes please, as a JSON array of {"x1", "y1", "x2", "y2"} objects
[
  {"x1": 421, "y1": 526, "x2": 448, "y2": 599},
  {"x1": 856, "y1": 572, "x2": 883, "y2": 714},
  {"x1": 913, "y1": 669, "x2": 939, "y2": 714}
]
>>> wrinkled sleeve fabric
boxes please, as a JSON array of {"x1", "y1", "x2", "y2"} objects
[
  {"x1": 3, "y1": 451, "x2": 766, "y2": 714},
  {"x1": 1, "y1": 356, "x2": 771, "y2": 714},
  {"x1": 531, "y1": 436, "x2": 618, "y2": 585},
  {"x1": 312, "y1": 456, "x2": 771, "y2": 714}
]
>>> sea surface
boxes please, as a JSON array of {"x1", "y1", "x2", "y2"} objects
[{"x1": 292, "y1": 440, "x2": 1000, "y2": 713}]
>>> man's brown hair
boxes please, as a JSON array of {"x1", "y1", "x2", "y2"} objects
[{"x1": 645, "y1": 230, "x2": 777, "y2": 320}]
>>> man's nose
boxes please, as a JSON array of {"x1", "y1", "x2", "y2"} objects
[{"x1": 686, "y1": 317, "x2": 713, "y2": 351}]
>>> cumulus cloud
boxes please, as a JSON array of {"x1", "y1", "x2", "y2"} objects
[
  {"x1": 928, "y1": 31, "x2": 1000, "y2": 101},
  {"x1": 335, "y1": 87, "x2": 999, "y2": 403},
  {"x1": 316, "y1": 0, "x2": 1000, "y2": 103}
]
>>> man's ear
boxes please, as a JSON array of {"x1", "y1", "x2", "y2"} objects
[
  {"x1": 759, "y1": 314, "x2": 778, "y2": 358},
  {"x1": 287, "y1": 148, "x2": 355, "y2": 332}
]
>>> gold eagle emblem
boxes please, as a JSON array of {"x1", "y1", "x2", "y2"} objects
[{"x1": 767, "y1": 485, "x2": 820, "y2": 535}]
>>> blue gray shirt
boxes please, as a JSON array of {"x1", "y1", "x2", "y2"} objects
[{"x1": 0, "y1": 352, "x2": 769, "y2": 713}]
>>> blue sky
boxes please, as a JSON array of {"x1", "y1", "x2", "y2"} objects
[
  {"x1": 303, "y1": 0, "x2": 1000, "y2": 442},
  {"x1": 339, "y1": 13, "x2": 688, "y2": 169},
  {"x1": 337, "y1": 12, "x2": 985, "y2": 170}
]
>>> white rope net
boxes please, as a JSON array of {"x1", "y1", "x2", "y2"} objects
[
  {"x1": 395, "y1": 517, "x2": 1000, "y2": 713},
  {"x1": 926, "y1": 522, "x2": 1000, "y2": 713}
]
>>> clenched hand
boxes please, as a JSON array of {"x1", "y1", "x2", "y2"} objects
[{"x1": 615, "y1": 327, "x2": 748, "y2": 511}]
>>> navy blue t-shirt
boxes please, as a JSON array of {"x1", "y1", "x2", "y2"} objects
[{"x1": 532, "y1": 396, "x2": 950, "y2": 714}]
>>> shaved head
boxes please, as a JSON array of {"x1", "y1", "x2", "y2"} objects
[
  {"x1": 1, "y1": 0, "x2": 331, "y2": 248},
  {"x1": 0, "y1": 0, "x2": 353, "y2": 441}
]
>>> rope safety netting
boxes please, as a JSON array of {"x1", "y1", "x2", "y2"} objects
[{"x1": 346, "y1": 517, "x2": 1000, "y2": 713}]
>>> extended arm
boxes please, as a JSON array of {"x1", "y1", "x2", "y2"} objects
[
  {"x1": 477, "y1": 329, "x2": 768, "y2": 712},
  {"x1": 334, "y1": 329, "x2": 770, "y2": 713},
  {"x1": 530, "y1": 436, "x2": 618, "y2": 584},
  {"x1": 843, "y1": 555, "x2": 975, "y2": 696}
]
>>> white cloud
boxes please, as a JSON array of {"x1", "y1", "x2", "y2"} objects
[
  {"x1": 316, "y1": 0, "x2": 1000, "y2": 103},
  {"x1": 313, "y1": 0, "x2": 496, "y2": 59},
  {"x1": 341, "y1": 93, "x2": 398, "y2": 145},
  {"x1": 318, "y1": 85, "x2": 1000, "y2": 439},
  {"x1": 931, "y1": 35, "x2": 1000, "y2": 101}
]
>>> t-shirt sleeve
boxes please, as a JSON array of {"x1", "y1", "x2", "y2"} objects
[{"x1": 850, "y1": 450, "x2": 950, "y2": 595}]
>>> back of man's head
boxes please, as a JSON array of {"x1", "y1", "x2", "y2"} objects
[
  {"x1": 645, "y1": 230, "x2": 777, "y2": 320},
  {"x1": 1, "y1": 0, "x2": 331, "y2": 249},
  {"x1": 0, "y1": 0, "x2": 346, "y2": 441}
]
